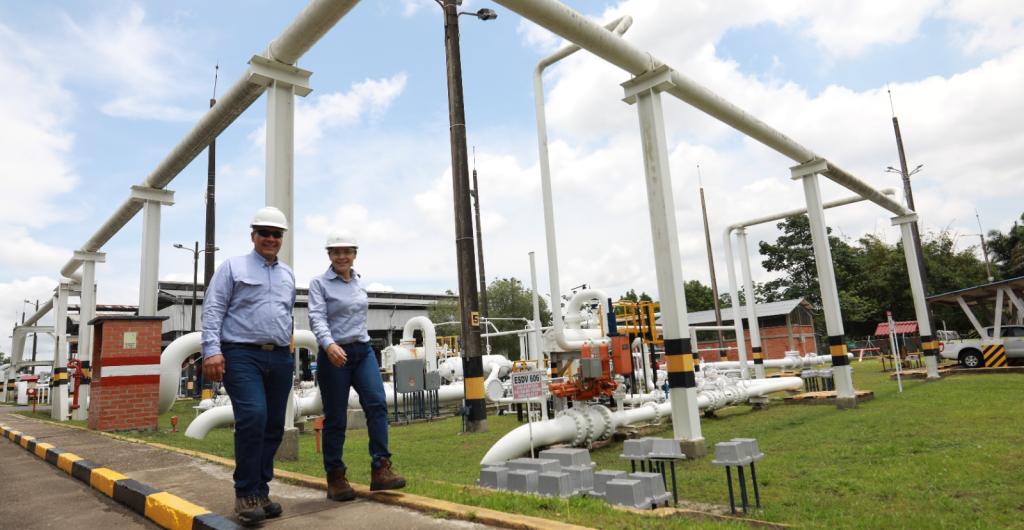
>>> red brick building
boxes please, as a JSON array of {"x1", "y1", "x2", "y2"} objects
[{"x1": 685, "y1": 298, "x2": 818, "y2": 362}]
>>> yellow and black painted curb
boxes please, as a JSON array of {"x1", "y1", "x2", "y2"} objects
[
  {"x1": 0, "y1": 423, "x2": 239, "y2": 530},
  {"x1": 982, "y1": 344, "x2": 1009, "y2": 367}
]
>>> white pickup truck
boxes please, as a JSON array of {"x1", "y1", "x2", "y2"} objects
[{"x1": 939, "y1": 325, "x2": 1024, "y2": 367}]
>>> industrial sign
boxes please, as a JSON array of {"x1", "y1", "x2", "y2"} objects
[{"x1": 511, "y1": 369, "x2": 545, "y2": 400}]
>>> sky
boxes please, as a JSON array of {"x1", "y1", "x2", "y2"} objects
[{"x1": 2, "y1": 0, "x2": 1023, "y2": 360}]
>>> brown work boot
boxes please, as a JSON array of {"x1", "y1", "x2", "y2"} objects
[
  {"x1": 370, "y1": 458, "x2": 406, "y2": 491},
  {"x1": 326, "y1": 468, "x2": 356, "y2": 501}
]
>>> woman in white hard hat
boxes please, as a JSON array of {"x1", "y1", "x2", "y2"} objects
[{"x1": 308, "y1": 231, "x2": 405, "y2": 501}]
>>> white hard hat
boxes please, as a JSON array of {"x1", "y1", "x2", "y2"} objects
[
  {"x1": 250, "y1": 206, "x2": 289, "y2": 231},
  {"x1": 325, "y1": 230, "x2": 358, "y2": 249}
]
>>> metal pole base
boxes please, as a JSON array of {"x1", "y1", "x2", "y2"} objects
[
  {"x1": 465, "y1": 419, "x2": 488, "y2": 433},
  {"x1": 925, "y1": 355, "x2": 941, "y2": 380}
]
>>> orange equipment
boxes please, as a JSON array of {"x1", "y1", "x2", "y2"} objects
[
  {"x1": 548, "y1": 341, "x2": 619, "y2": 401},
  {"x1": 611, "y1": 335, "x2": 632, "y2": 375}
]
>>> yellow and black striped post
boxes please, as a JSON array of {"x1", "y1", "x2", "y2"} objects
[
  {"x1": 665, "y1": 338, "x2": 696, "y2": 390},
  {"x1": 752, "y1": 346, "x2": 764, "y2": 367},
  {"x1": 828, "y1": 335, "x2": 850, "y2": 368},
  {"x1": 920, "y1": 335, "x2": 940, "y2": 363},
  {"x1": 462, "y1": 355, "x2": 487, "y2": 429},
  {"x1": 982, "y1": 344, "x2": 1008, "y2": 367}
]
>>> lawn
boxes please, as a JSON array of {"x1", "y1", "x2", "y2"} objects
[{"x1": 19, "y1": 360, "x2": 1024, "y2": 529}]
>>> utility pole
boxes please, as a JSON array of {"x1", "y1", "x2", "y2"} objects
[
  {"x1": 471, "y1": 148, "x2": 488, "y2": 319},
  {"x1": 697, "y1": 165, "x2": 727, "y2": 359},
  {"x1": 975, "y1": 210, "x2": 995, "y2": 282},
  {"x1": 30, "y1": 299, "x2": 38, "y2": 362},
  {"x1": 888, "y1": 89, "x2": 931, "y2": 314},
  {"x1": 441, "y1": 0, "x2": 497, "y2": 433},
  {"x1": 204, "y1": 65, "x2": 219, "y2": 290}
]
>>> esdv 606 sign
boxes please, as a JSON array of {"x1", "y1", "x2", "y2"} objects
[{"x1": 511, "y1": 370, "x2": 545, "y2": 400}]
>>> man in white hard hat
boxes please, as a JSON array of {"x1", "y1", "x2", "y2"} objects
[
  {"x1": 309, "y1": 230, "x2": 405, "y2": 501},
  {"x1": 202, "y1": 206, "x2": 296, "y2": 526}
]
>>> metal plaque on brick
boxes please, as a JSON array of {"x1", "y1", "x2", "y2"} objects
[{"x1": 511, "y1": 369, "x2": 545, "y2": 400}]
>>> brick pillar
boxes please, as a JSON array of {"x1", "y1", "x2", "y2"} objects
[{"x1": 87, "y1": 316, "x2": 167, "y2": 432}]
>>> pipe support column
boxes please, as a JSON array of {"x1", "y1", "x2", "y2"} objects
[
  {"x1": 722, "y1": 229, "x2": 750, "y2": 378},
  {"x1": 130, "y1": 186, "x2": 175, "y2": 316},
  {"x1": 251, "y1": 55, "x2": 312, "y2": 267},
  {"x1": 791, "y1": 159, "x2": 856, "y2": 408},
  {"x1": 892, "y1": 214, "x2": 940, "y2": 379},
  {"x1": 72, "y1": 251, "x2": 105, "y2": 421},
  {"x1": 622, "y1": 66, "x2": 704, "y2": 455},
  {"x1": 736, "y1": 229, "x2": 766, "y2": 379},
  {"x1": 51, "y1": 280, "x2": 73, "y2": 421}
]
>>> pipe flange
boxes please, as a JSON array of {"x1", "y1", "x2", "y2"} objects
[
  {"x1": 594, "y1": 404, "x2": 614, "y2": 441},
  {"x1": 580, "y1": 406, "x2": 596, "y2": 446},
  {"x1": 643, "y1": 401, "x2": 662, "y2": 423},
  {"x1": 561, "y1": 409, "x2": 588, "y2": 447}
]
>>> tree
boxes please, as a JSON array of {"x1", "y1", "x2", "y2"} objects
[
  {"x1": 757, "y1": 214, "x2": 991, "y2": 336},
  {"x1": 427, "y1": 278, "x2": 552, "y2": 358},
  {"x1": 683, "y1": 280, "x2": 715, "y2": 311},
  {"x1": 986, "y1": 212, "x2": 1024, "y2": 279}
]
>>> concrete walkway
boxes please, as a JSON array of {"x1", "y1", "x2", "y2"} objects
[{"x1": 0, "y1": 408, "x2": 493, "y2": 529}]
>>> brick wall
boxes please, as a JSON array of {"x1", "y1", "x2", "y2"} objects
[
  {"x1": 88, "y1": 317, "x2": 165, "y2": 432},
  {"x1": 695, "y1": 324, "x2": 817, "y2": 362}
]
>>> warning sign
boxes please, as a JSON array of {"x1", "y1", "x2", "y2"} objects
[{"x1": 511, "y1": 370, "x2": 545, "y2": 400}]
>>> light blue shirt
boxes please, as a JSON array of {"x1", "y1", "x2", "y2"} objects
[
  {"x1": 308, "y1": 266, "x2": 370, "y2": 349},
  {"x1": 202, "y1": 250, "x2": 296, "y2": 358}
]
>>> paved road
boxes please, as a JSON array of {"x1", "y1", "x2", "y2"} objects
[
  {"x1": 0, "y1": 436, "x2": 156, "y2": 529},
  {"x1": 0, "y1": 408, "x2": 494, "y2": 529}
]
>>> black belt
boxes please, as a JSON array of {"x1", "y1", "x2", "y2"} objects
[{"x1": 222, "y1": 342, "x2": 290, "y2": 352}]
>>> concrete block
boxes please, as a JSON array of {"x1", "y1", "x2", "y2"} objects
[
  {"x1": 620, "y1": 438, "x2": 653, "y2": 459},
  {"x1": 592, "y1": 469, "x2": 626, "y2": 496},
  {"x1": 539, "y1": 447, "x2": 593, "y2": 468},
  {"x1": 479, "y1": 466, "x2": 508, "y2": 490},
  {"x1": 605, "y1": 478, "x2": 648, "y2": 509},
  {"x1": 276, "y1": 428, "x2": 299, "y2": 461},
  {"x1": 346, "y1": 408, "x2": 367, "y2": 430},
  {"x1": 731, "y1": 438, "x2": 765, "y2": 462},
  {"x1": 507, "y1": 457, "x2": 561, "y2": 474},
  {"x1": 712, "y1": 441, "x2": 751, "y2": 466},
  {"x1": 648, "y1": 438, "x2": 686, "y2": 459},
  {"x1": 538, "y1": 472, "x2": 572, "y2": 498},
  {"x1": 564, "y1": 464, "x2": 594, "y2": 493},
  {"x1": 507, "y1": 469, "x2": 539, "y2": 493},
  {"x1": 629, "y1": 472, "x2": 671, "y2": 507}
]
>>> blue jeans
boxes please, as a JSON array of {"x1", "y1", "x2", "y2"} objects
[
  {"x1": 317, "y1": 341, "x2": 391, "y2": 473},
  {"x1": 221, "y1": 344, "x2": 294, "y2": 498}
]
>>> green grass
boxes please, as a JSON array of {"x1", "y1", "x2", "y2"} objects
[{"x1": 18, "y1": 361, "x2": 1024, "y2": 529}]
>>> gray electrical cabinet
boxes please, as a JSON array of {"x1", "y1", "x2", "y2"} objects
[
  {"x1": 394, "y1": 358, "x2": 425, "y2": 393},
  {"x1": 424, "y1": 370, "x2": 441, "y2": 391}
]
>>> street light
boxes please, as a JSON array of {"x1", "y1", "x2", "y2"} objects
[{"x1": 173, "y1": 242, "x2": 218, "y2": 332}]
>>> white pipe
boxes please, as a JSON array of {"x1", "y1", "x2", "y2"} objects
[
  {"x1": 160, "y1": 329, "x2": 317, "y2": 414},
  {"x1": 736, "y1": 229, "x2": 765, "y2": 379},
  {"x1": 703, "y1": 353, "x2": 838, "y2": 371},
  {"x1": 186, "y1": 380, "x2": 470, "y2": 440},
  {"x1": 402, "y1": 316, "x2": 437, "y2": 371},
  {"x1": 529, "y1": 251, "x2": 543, "y2": 363},
  {"x1": 534, "y1": 17, "x2": 632, "y2": 352},
  {"x1": 481, "y1": 376, "x2": 803, "y2": 465},
  {"x1": 58, "y1": 0, "x2": 362, "y2": 280},
  {"x1": 497, "y1": 0, "x2": 910, "y2": 218}
]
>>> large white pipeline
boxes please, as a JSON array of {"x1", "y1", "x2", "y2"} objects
[
  {"x1": 702, "y1": 352, "x2": 841, "y2": 372},
  {"x1": 480, "y1": 376, "x2": 802, "y2": 465},
  {"x1": 436, "y1": 354, "x2": 511, "y2": 384},
  {"x1": 159, "y1": 330, "x2": 318, "y2": 414},
  {"x1": 185, "y1": 380, "x2": 470, "y2": 439}
]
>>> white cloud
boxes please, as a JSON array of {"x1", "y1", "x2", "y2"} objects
[
  {"x1": 0, "y1": 25, "x2": 78, "y2": 229},
  {"x1": 250, "y1": 73, "x2": 408, "y2": 154},
  {"x1": 0, "y1": 229, "x2": 69, "y2": 270},
  {"x1": 58, "y1": 3, "x2": 204, "y2": 121},
  {"x1": 943, "y1": 0, "x2": 1024, "y2": 54}
]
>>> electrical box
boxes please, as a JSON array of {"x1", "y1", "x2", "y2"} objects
[
  {"x1": 424, "y1": 370, "x2": 441, "y2": 391},
  {"x1": 579, "y1": 357, "x2": 602, "y2": 379},
  {"x1": 394, "y1": 358, "x2": 425, "y2": 393}
]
